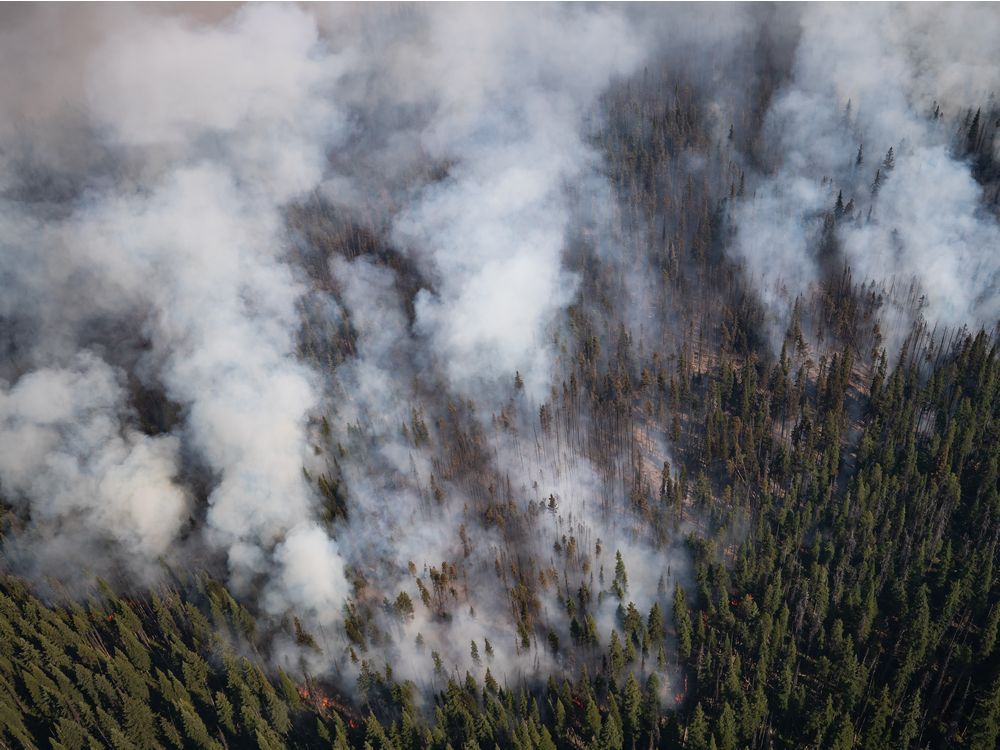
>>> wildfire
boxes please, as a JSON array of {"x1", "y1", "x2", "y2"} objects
[
  {"x1": 730, "y1": 593, "x2": 754, "y2": 608},
  {"x1": 298, "y1": 685, "x2": 335, "y2": 713}
]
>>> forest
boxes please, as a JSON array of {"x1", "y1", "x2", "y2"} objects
[{"x1": 0, "y1": 4, "x2": 998, "y2": 749}]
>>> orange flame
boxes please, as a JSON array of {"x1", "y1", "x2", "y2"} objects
[{"x1": 297, "y1": 684, "x2": 337, "y2": 714}]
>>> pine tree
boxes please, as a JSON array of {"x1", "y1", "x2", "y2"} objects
[
  {"x1": 586, "y1": 695, "x2": 602, "y2": 738},
  {"x1": 831, "y1": 713, "x2": 855, "y2": 750},
  {"x1": 647, "y1": 602, "x2": 665, "y2": 644},
  {"x1": 882, "y1": 147, "x2": 895, "y2": 171},
  {"x1": 673, "y1": 585, "x2": 693, "y2": 659},
  {"x1": 687, "y1": 703, "x2": 709, "y2": 750},
  {"x1": 614, "y1": 551, "x2": 629, "y2": 596},
  {"x1": 871, "y1": 168, "x2": 883, "y2": 197},
  {"x1": 622, "y1": 672, "x2": 642, "y2": 741},
  {"x1": 863, "y1": 686, "x2": 891, "y2": 750},
  {"x1": 966, "y1": 107, "x2": 982, "y2": 155},
  {"x1": 969, "y1": 674, "x2": 1000, "y2": 750},
  {"x1": 717, "y1": 701, "x2": 737, "y2": 750},
  {"x1": 897, "y1": 692, "x2": 922, "y2": 748}
]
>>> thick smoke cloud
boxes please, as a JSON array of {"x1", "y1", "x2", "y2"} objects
[
  {"x1": 0, "y1": 354, "x2": 187, "y2": 580},
  {"x1": 0, "y1": 2, "x2": 671, "y2": 689},
  {"x1": 0, "y1": 4, "x2": 350, "y2": 618},
  {"x1": 1, "y1": 1, "x2": 997, "y2": 699},
  {"x1": 388, "y1": 5, "x2": 643, "y2": 403},
  {"x1": 732, "y1": 3, "x2": 1000, "y2": 349},
  {"x1": 301, "y1": 5, "x2": 681, "y2": 686}
]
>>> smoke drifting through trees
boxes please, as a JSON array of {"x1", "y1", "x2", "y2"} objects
[
  {"x1": 732, "y1": 4, "x2": 1000, "y2": 352},
  {"x1": 0, "y1": 5, "x2": 353, "y2": 634},
  {"x1": 0, "y1": 1, "x2": 998, "y2": 708}
]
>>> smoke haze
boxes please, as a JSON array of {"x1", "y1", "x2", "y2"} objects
[{"x1": 0, "y1": 1, "x2": 998, "y2": 699}]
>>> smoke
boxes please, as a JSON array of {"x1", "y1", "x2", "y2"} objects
[
  {"x1": 356, "y1": 4, "x2": 645, "y2": 404},
  {"x1": 300, "y1": 4, "x2": 685, "y2": 686},
  {"x1": 0, "y1": 4, "x2": 351, "y2": 618},
  {"x1": 0, "y1": 354, "x2": 187, "y2": 581},
  {"x1": 0, "y1": 1, "x2": 679, "y2": 689},
  {"x1": 3, "y1": 1, "x2": 996, "y2": 703},
  {"x1": 731, "y1": 3, "x2": 1000, "y2": 349}
]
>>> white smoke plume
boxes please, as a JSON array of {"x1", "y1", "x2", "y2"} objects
[
  {"x1": 300, "y1": 5, "x2": 678, "y2": 686},
  {"x1": 0, "y1": 354, "x2": 187, "y2": 580},
  {"x1": 0, "y1": 4, "x2": 351, "y2": 620},
  {"x1": 731, "y1": 3, "x2": 1000, "y2": 349},
  {"x1": 0, "y1": 2, "x2": 677, "y2": 690},
  {"x1": 4, "y1": 2, "x2": 995, "y2": 701}
]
